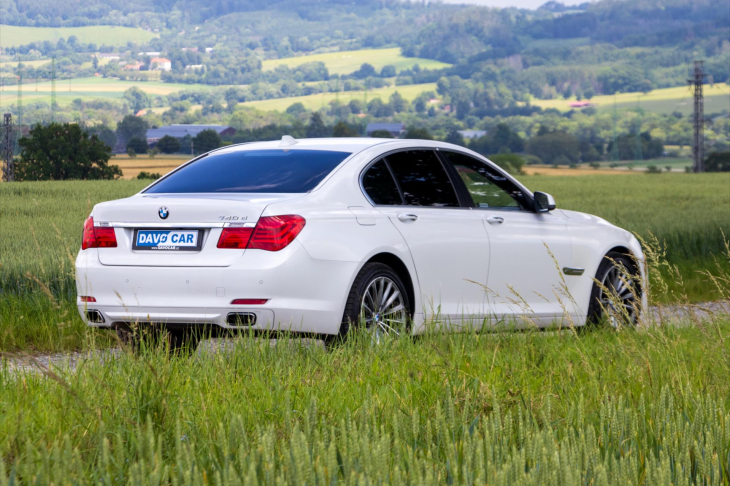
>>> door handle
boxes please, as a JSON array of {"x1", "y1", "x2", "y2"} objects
[
  {"x1": 397, "y1": 213, "x2": 418, "y2": 222},
  {"x1": 486, "y1": 216, "x2": 505, "y2": 225}
]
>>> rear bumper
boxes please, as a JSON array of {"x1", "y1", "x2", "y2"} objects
[{"x1": 75, "y1": 241, "x2": 359, "y2": 335}]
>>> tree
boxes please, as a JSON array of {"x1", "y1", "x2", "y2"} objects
[
  {"x1": 286, "y1": 102, "x2": 307, "y2": 116},
  {"x1": 117, "y1": 115, "x2": 149, "y2": 142},
  {"x1": 306, "y1": 113, "x2": 330, "y2": 138},
  {"x1": 389, "y1": 91, "x2": 407, "y2": 113},
  {"x1": 353, "y1": 63, "x2": 376, "y2": 79},
  {"x1": 370, "y1": 130, "x2": 393, "y2": 138},
  {"x1": 332, "y1": 122, "x2": 359, "y2": 137},
  {"x1": 193, "y1": 129, "x2": 222, "y2": 154},
  {"x1": 126, "y1": 137, "x2": 149, "y2": 154},
  {"x1": 16, "y1": 123, "x2": 121, "y2": 181},
  {"x1": 489, "y1": 154, "x2": 525, "y2": 174},
  {"x1": 156, "y1": 135, "x2": 181, "y2": 154},
  {"x1": 526, "y1": 131, "x2": 580, "y2": 165},
  {"x1": 444, "y1": 129, "x2": 465, "y2": 147},
  {"x1": 705, "y1": 151, "x2": 730, "y2": 172},
  {"x1": 380, "y1": 65, "x2": 397, "y2": 77},
  {"x1": 348, "y1": 99, "x2": 363, "y2": 115},
  {"x1": 123, "y1": 87, "x2": 152, "y2": 113},
  {"x1": 404, "y1": 127, "x2": 433, "y2": 140},
  {"x1": 95, "y1": 126, "x2": 117, "y2": 150}
]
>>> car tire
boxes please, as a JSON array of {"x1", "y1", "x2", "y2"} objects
[
  {"x1": 586, "y1": 251, "x2": 640, "y2": 328},
  {"x1": 328, "y1": 262, "x2": 411, "y2": 346},
  {"x1": 116, "y1": 324, "x2": 201, "y2": 354}
]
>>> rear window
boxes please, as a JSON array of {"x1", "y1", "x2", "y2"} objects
[{"x1": 145, "y1": 149, "x2": 351, "y2": 194}]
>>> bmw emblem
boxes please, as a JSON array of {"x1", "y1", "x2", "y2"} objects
[{"x1": 158, "y1": 207, "x2": 169, "y2": 219}]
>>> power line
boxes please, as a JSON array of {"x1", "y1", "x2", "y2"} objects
[
  {"x1": 2, "y1": 113, "x2": 14, "y2": 182},
  {"x1": 688, "y1": 60, "x2": 706, "y2": 173},
  {"x1": 51, "y1": 56, "x2": 57, "y2": 123}
]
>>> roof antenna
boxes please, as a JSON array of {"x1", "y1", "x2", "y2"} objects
[{"x1": 279, "y1": 135, "x2": 298, "y2": 147}]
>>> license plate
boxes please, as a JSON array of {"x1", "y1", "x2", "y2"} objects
[{"x1": 133, "y1": 229, "x2": 202, "y2": 251}]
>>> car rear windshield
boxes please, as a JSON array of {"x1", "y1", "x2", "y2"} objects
[{"x1": 144, "y1": 149, "x2": 351, "y2": 194}]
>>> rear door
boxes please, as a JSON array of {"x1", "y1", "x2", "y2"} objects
[
  {"x1": 441, "y1": 151, "x2": 573, "y2": 325},
  {"x1": 364, "y1": 150, "x2": 490, "y2": 324}
]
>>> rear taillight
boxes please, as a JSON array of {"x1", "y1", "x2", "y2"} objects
[
  {"x1": 248, "y1": 215, "x2": 306, "y2": 251},
  {"x1": 82, "y1": 216, "x2": 117, "y2": 250},
  {"x1": 217, "y1": 215, "x2": 305, "y2": 252},
  {"x1": 217, "y1": 226, "x2": 254, "y2": 249},
  {"x1": 79, "y1": 296, "x2": 96, "y2": 303}
]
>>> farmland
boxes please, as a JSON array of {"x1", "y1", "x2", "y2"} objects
[
  {"x1": 0, "y1": 77, "x2": 218, "y2": 108},
  {"x1": 243, "y1": 82, "x2": 438, "y2": 112},
  {"x1": 529, "y1": 84, "x2": 730, "y2": 116},
  {"x1": 262, "y1": 47, "x2": 451, "y2": 75},
  {"x1": 0, "y1": 24, "x2": 157, "y2": 48}
]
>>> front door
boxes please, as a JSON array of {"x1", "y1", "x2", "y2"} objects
[
  {"x1": 441, "y1": 150, "x2": 574, "y2": 326},
  {"x1": 362, "y1": 150, "x2": 490, "y2": 325}
]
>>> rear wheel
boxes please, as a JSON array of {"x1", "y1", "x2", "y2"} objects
[
  {"x1": 587, "y1": 251, "x2": 640, "y2": 328},
  {"x1": 116, "y1": 324, "x2": 201, "y2": 354},
  {"x1": 331, "y1": 263, "x2": 410, "y2": 345}
]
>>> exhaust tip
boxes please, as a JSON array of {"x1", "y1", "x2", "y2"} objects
[
  {"x1": 85, "y1": 310, "x2": 105, "y2": 324},
  {"x1": 226, "y1": 312, "x2": 257, "y2": 327}
]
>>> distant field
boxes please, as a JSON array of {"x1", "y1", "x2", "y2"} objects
[
  {"x1": 0, "y1": 24, "x2": 157, "y2": 48},
  {"x1": 262, "y1": 48, "x2": 451, "y2": 75},
  {"x1": 0, "y1": 77, "x2": 220, "y2": 107},
  {"x1": 243, "y1": 82, "x2": 438, "y2": 112},
  {"x1": 0, "y1": 59, "x2": 50, "y2": 69},
  {"x1": 530, "y1": 84, "x2": 730, "y2": 115},
  {"x1": 111, "y1": 154, "x2": 192, "y2": 179}
]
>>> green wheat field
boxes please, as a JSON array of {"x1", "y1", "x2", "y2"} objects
[{"x1": 1, "y1": 175, "x2": 729, "y2": 484}]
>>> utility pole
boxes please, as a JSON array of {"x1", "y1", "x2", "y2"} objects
[
  {"x1": 51, "y1": 56, "x2": 57, "y2": 123},
  {"x1": 634, "y1": 96, "x2": 643, "y2": 162},
  {"x1": 16, "y1": 62, "x2": 23, "y2": 154},
  {"x1": 611, "y1": 95, "x2": 619, "y2": 162},
  {"x1": 688, "y1": 60, "x2": 706, "y2": 173},
  {"x1": 3, "y1": 113, "x2": 15, "y2": 182}
]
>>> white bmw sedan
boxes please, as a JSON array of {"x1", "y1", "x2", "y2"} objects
[{"x1": 76, "y1": 137, "x2": 646, "y2": 350}]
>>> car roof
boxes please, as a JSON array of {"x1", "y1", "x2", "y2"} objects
[{"x1": 212, "y1": 137, "x2": 400, "y2": 155}]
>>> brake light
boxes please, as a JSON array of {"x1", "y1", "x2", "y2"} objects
[
  {"x1": 82, "y1": 216, "x2": 117, "y2": 250},
  {"x1": 217, "y1": 227, "x2": 253, "y2": 249},
  {"x1": 217, "y1": 215, "x2": 305, "y2": 252},
  {"x1": 231, "y1": 299, "x2": 268, "y2": 305},
  {"x1": 248, "y1": 215, "x2": 306, "y2": 251},
  {"x1": 79, "y1": 296, "x2": 96, "y2": 303}
]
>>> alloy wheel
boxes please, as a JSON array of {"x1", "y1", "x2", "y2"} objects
[
  {"x1": 360, "y1": 276, "x2": 407, "y2": 343},
  {"x1": 598, "y1": 263, "x2": 638, "y2": 327}
]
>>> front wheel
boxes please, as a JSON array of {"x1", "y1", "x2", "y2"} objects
[
  {"x1": 586, "y1": 251, "x2": 641, "y2": 328},
  {"x1": 333, "y1": 262, "x2": 411, "y2": 345}
]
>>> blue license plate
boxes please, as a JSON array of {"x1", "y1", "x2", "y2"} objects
[{"x1": 133, "y1": 229, "x2": 201, "y2": 251}]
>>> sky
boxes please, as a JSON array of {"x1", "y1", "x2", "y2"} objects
[{"x1": 440, "y1": 0, "x2": 593, "y2": 9}]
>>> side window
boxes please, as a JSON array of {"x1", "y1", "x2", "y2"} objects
[
  {"x1": 362, "y1": 160, "x2": 403, "y2": 205},
  {"x1": 442, "y1": 151, "x2": 527, "y2": 210},
  {"x1": 385, "y1": 150, "x2": 459, "y2": 207}
]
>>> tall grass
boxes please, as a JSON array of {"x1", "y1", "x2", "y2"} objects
[
  {"x1": 1, "y1": 321, "x2": 729, "y2": 484},
  {"x1": 0, "y1": 175, "x2": 729, "y2": 352}
]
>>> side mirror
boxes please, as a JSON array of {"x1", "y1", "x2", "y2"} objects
[{"x1": 534, "y1": 191, "x2": 556, "y2": 212}]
